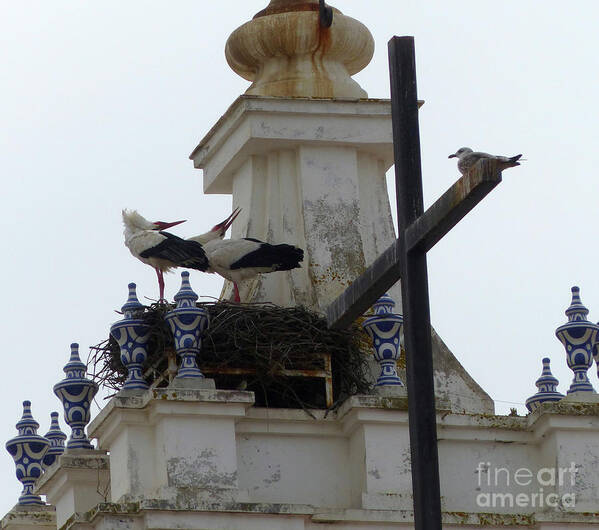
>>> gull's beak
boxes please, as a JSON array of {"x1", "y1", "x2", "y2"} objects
[
  {"x1": 448, "y1": 154, "x2": 457, "y2": 159},
  {"x1": 154, "y1": 219, "x2": 186, "y2": 230}
]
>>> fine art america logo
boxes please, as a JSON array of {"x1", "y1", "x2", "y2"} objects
[{"x1": 475, "y1": 462, "x2": 578, "y2": 509}]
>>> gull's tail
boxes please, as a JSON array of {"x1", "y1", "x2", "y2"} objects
[{"x1": 498, "y1": 154, "x2": 523, "y2": 170}]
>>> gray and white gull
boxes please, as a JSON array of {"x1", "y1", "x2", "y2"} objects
[{"x1": 448, "y1": 147, "x2": 522, "y2": 175}]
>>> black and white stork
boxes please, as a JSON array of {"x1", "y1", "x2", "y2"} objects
[
  {"x1": 188, "y1": 208, "x2": 304, "y2": 302},
  {"x1": 122, "y1": 209, "x2": 209, "y2": 301}
]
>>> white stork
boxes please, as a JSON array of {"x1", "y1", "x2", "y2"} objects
[
  {"x1": 188, "y1": 208, "x2": 304, "y2": 303},
  {"x1": 122, "y1": 209, "x2": 209, "y2": 301}
]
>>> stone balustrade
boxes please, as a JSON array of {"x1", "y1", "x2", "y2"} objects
[{"x1": 3, "y1": 287, "x2": 599, "y2": 529}]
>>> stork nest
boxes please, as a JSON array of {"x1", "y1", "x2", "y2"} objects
[{"x1": 88, "y1": 302, "x2": 374, "y2": 412}]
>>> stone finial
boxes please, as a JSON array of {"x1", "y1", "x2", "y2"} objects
[
  {"x1": 525, "y1": 358, "x2": 564, "y2": 412},
  {"x1": 42, "y1": 412, "x2": 67, "y2": 470},
  {"x1": 53, "y1": 343, "x2": 99, "y2": 450},
  {"x1": 555, "y1": 286, "x2": 599, "y2": 394},
  {"x1": 110, "y1": 283, "x2": 151, "y2": 392},
  {"x1": 165, "y1": 272, "x2": 212, "y2": 385},
  {"x1": 225, "y1": 0, "x2": 374, "y2": 98},
  {"x1": 362, "y1": 293, "x2": 404, "y2": 387},
  {"x1": 5, "y1": 401, "x2": 50, "y2": 505}
]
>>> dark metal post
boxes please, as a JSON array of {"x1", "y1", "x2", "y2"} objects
[{"x1": 389, "y1": 36, "x2": 442, "y2": 529}]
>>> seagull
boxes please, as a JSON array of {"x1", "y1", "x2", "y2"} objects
[
  {"x1": 448, "y1": 147, "x2": 522, "y2": 175},
  {"x1": 122, "y1": 209, "x2": 209, "y2": 301},
  {"x1": 188, "y1": 208, "x2": 304, "y2": 303}
]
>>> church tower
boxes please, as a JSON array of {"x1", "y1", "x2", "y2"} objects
[
  {"x1": 190, "y1": 0, "x2": 398, "y2": 312},
  {"x1": 190, "y1": 0, "x2": 493, "y2": 414}
]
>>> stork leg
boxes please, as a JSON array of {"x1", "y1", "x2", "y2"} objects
[
  {"x1": 233, "y1": 282, "x2": 241, "y2": 303},
  {"x1": 155, "y1": 268, "x2": 166, "y2": 302}
]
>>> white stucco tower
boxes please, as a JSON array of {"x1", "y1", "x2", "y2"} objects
[{"x1": 190, "y1": 0, "x2": 399, "y2": 311}]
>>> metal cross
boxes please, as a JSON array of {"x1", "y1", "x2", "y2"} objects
[{"x1": 327, "y1": 37, "x2": 504, "y2": 530}]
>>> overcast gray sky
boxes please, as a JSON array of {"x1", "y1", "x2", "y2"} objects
[{"x1": 1, "y1": 0, "x2": 598, "y2": 511}]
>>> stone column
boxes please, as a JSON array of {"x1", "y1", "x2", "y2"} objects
[
  {"x1": 191, "y1": 97, "x2": 398, "y2": 312},
  {"x1": 34, "y1": 452, "x2": 110, "y2": 530},
  {"x1": 88, "y1": 388, "x2": 254, "y2": 504},
  {"x1": 189, "y1": 1, "x2": 402, "y2": 312},
  {"x1": 338, "y1": 395, "x2": 413, "y2": 510}
]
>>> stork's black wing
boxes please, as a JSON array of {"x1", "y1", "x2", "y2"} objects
[
  {"x1": 140, "y1": 231, "x2": 209, "y2": 271},
  {"x1": 231, "y1": 240, "x2": 304, "y2": 271}
]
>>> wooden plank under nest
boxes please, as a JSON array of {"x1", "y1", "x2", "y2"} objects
[
  {"x1": 147, "y1": 352, "x2": 334, "y2": 408},
  {"x1": 202, "y1": 352, "x2": 333, "y2": 408}
]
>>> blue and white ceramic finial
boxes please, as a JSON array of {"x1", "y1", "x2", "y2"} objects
[
  {"x1": 110, "y1": 283, "x2": 151, "y2": 392},
  {"x1": 173, "y1": 271, "x2": 199, "y2": 308},
  {"x1": 363, "y1": 294, "x2": 404, "y2": 387},
  {"x1": 372, "y1": 293, "x2": 395, "y2": 315},
  {"x1": 525, "y1": 358, "x2": 564, "y2": 412},
  {"x1": 53, "y1": 343, "x2": 99, "y2": 449},
  {"x1": 63, "y1": 343, "x2": 87, "y2": 379},
  {"x1": 15, "y1": 401, "x2": 38, "y2": 435},
  {"x1": 42, "y1": 412, "x2": 67, "y2": 470},
  {"x1": 165, "y1": 272, "x2": 210, "y2": 380},
  {"x1": 5, "y1": 401, "x2": 50, "y2": 505},
  {"x1": 555, "y1": 286, "x2": 598, "y2": 394},
  {"x1": 565, "y1": 286, "x2": 588, "y2": 322},
  {"x1": 121, "y1": 282, "x2": 144, "y2": 319}
]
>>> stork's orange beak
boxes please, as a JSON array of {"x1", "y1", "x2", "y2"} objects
[
  {"x1": 213, "y1": 207, "x2": 242, "y2": 233},
  {"x1": 222, "y1": 207, "x2": 241, "y2": 232},
  {"x1": 154, "y1": 219, "x2": 186, "y2": 230}
]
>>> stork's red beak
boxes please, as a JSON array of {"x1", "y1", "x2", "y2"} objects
[
  {"x1": 214, "y1": 207, "x2": 241, "y2": 233},
  {"x1": 154, "y1": 219, "x2": 186, "y2": 230}
]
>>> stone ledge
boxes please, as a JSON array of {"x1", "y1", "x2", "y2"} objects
[
  {"x1": 65, "y1": 502, "x2": 599, "y2": 528},
  {"x1": 89, "y1": 387, "x2": 255, "y2": 442},
  {"x1": 0, "y1": 504, "x2": 56, "y2": 529},
  {"x1": 149, "y1": 387, "x2": 254, "y2": 404},
  {"x1": 528, "y1": 400, "x2": 599, "y2": 420},
  {"x1": 190, "y1": 95, "x2": 399, "y2": 194},
  {"x1": 35, "y1": 450, "x2": 109, "y2": 492},
  {"x1": 81, "y1": 500, "x2": 314, "y2": 520}
]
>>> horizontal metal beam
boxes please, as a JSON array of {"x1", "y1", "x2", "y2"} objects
[
  {"x1": 326, "y1": 239, "x2": 402, "y2": 329},
  {"x1": 404, "y1": 158, "x2": 502, "y2": 254}
]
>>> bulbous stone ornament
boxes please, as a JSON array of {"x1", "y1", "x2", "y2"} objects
[
  {"x1": 165, "y1": 272, "x2": 210, "y2": 380},
  {"x1": 53, "y1": 343, "x2": 99, "y2": 449},
  {"x1": 5, "y1": 401, "x2": 50, "y2": 505},
  {"x1": 110, "y1": 283, "x2": 151, "y2": 392},
  {"x1": 225, "y1": 0, "x2": 374, "y2": 98},
  {"x1": 362, "y1": 293, "x2": 404, "y2": 387},
  {"x1": 525, "y1": 358, "x2": 564, "y2": 412},
  {"x1": 42, "y1": 412, "x2": 66, "y2": 470},
  {"x1": 555, "y1": 286, "x2": 599, "y2": 394}
]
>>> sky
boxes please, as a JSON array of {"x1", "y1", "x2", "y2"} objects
[{"x1": 1, "y1": 0, "x2": 598, "y2": 512}]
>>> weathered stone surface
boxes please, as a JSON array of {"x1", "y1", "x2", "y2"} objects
[
  {"x1": 190, "y1": 95, "x2": 494, "y2": 415},
  {"x1": 58, "y1": 397, "x2": 599, "y2": 527},
  {"x1": 34, "y1": 450, "x2": 110, "y2": 530},
  {"x1": 225, "y1": 1, "x2": 373, "y2": 98},
  {"x1": 0, "y1": 504, "x2": 55, "y2": 530}
]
